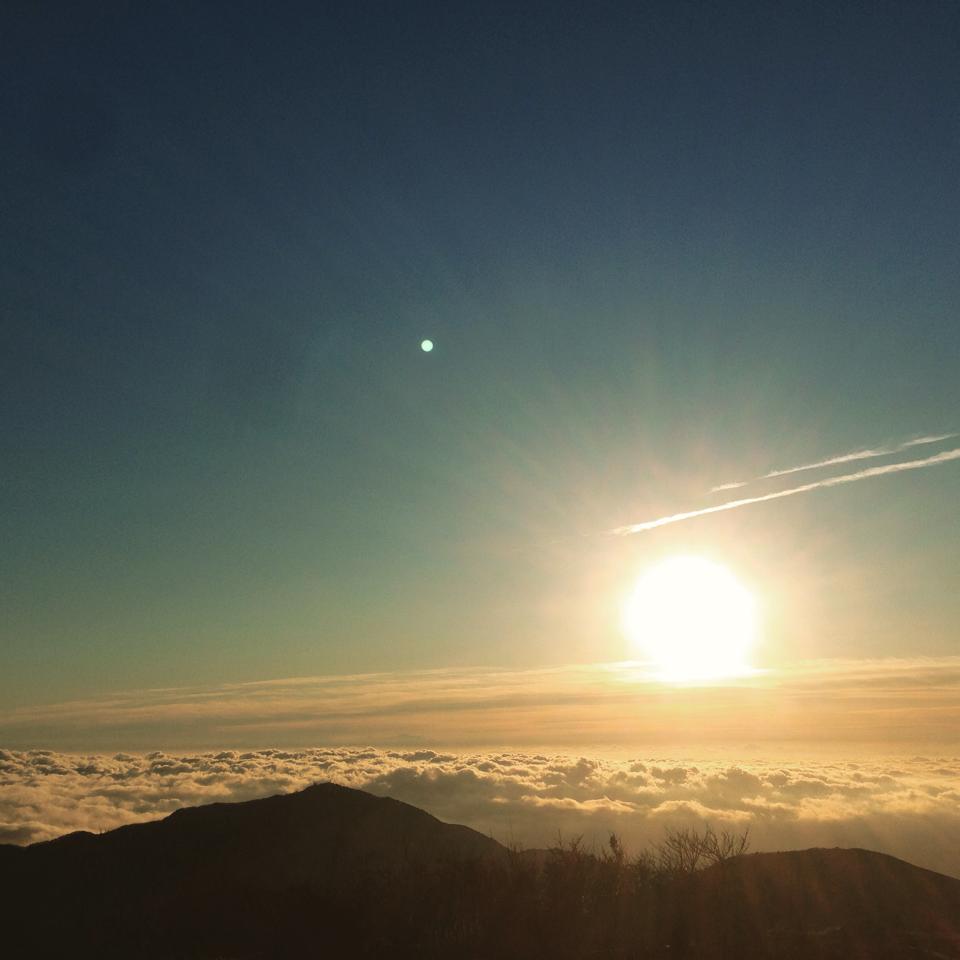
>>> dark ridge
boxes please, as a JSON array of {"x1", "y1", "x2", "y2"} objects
[
  {"x1": 2, "y1": 784, "x2": 959, "y2": 959},
  {"x1": 15, "y1": 781, "x2": 504, "y2": 883}
]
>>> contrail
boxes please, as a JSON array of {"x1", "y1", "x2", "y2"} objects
[
  {"x1": 711, "y1": 433, "x2": 958, "y2": 492},
  {"x1": 613, "y1": 446, "x2": 960, "y2": 536}
]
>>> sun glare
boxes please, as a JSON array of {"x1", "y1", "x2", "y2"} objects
[{"x1": 622, "y1": 556, "x2": 758, "y2": 682}]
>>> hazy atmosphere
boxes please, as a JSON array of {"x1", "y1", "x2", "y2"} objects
[{"x1": 3, "y1": 1, "x2": 959, "y2": 929}]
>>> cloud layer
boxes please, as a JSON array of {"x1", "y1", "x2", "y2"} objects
[
  {"x1": 3, "y1": 657, "x2": 960, "y2": 750},
  {"x1": 3, "y1": 747, "x2": 960, "y2": 879}
]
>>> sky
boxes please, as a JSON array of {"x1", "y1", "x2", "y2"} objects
[{"x1": 2, "y1": 0, "x2": 959, "y2": 768}]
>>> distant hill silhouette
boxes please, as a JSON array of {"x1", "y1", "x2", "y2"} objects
[
  {"x1": 2, "y1": 782, "x2": 958, "y2": 958},
  {"x1": 674, "y1": 848, "x2": 960, "y2": 958}
]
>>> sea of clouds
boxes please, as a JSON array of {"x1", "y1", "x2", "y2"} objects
[{"x1": 3, "y1": 747, "x2": 959, "y2": 878}]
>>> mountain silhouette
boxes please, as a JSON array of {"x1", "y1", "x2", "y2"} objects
[
  {"x1": 2, "y1": 783, "x2": 958, "y2": 958},
  {"x1": 17, "y1": 781, "x2": 503, "y2": 887}
]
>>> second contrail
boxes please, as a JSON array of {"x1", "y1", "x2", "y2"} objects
[
  {"x1": 613, "y1": 445, "x2": 960, "y2": 536},
  {"x1": 710, "y1": 432, "x2": 958, "y2": 492}
]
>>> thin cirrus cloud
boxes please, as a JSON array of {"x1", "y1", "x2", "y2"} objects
[
  {"x1": 612, "y1": 445, "x2": 960, "y2": 536},
  {"x1": 2, "y1": 657, "x2": 960, "y2": 750},
  {"x1": 711, "y1": 432, "x2": 959, "y2": 492}
]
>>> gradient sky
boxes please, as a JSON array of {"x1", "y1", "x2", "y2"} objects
[{"x1": 2, "y1": 1, "x2": 959, "y2": 728}]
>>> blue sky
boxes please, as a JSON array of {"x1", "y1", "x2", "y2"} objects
[{"x1": 2, "y1": 1, "x2": 959, "y2": 720}]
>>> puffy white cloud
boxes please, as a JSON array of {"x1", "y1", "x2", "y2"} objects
[{"x1": 2, "y1": 747, "x2": 959, "y2": 878}]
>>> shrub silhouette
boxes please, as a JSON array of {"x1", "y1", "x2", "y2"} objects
[{"x1": 652, "y1": 824, "x2": 751, "y2": 875}]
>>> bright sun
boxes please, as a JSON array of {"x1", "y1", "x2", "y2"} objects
[{"x1": 622, "y1": 556, "x2": 758, "y2": 682}]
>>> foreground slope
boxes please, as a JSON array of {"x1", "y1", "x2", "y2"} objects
[
  {"x1": 1, "y1": 783, "x2": 959, "y2": 958},
  {"x1": 677, "y1": 847, "x2": 960, "y2": 958}
]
